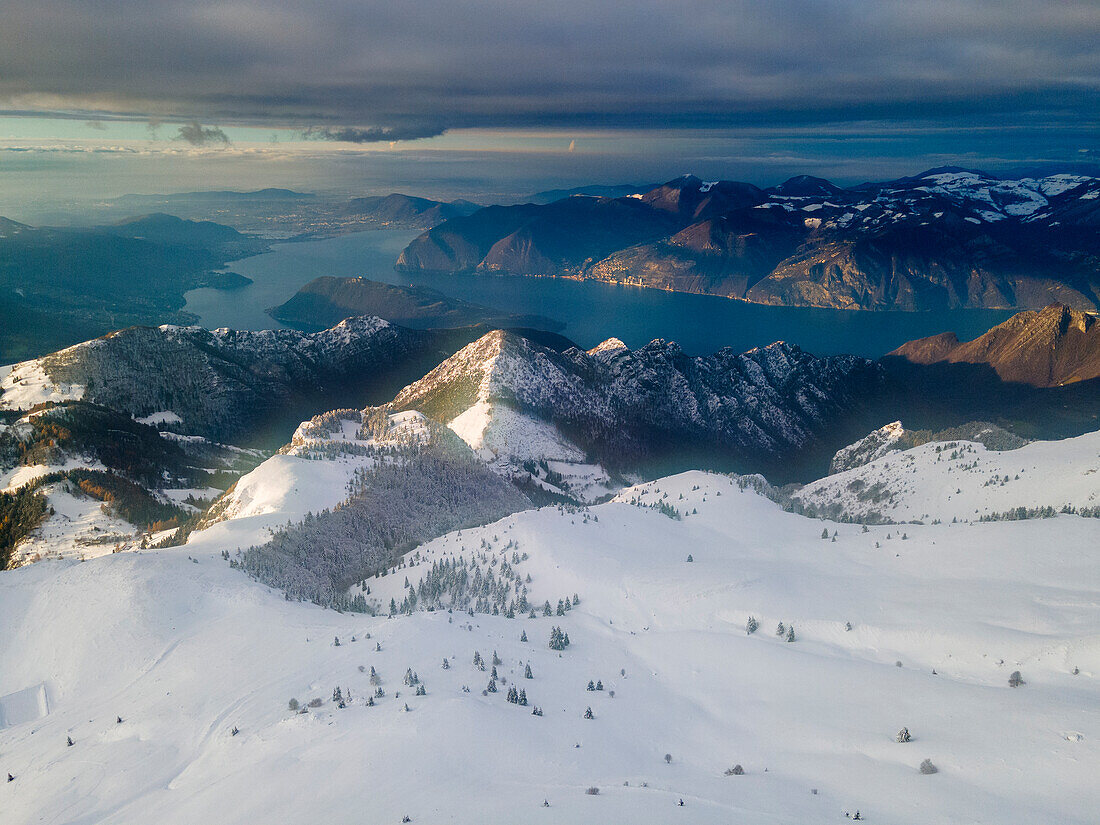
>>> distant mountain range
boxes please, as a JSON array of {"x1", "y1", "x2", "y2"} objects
[
  {"x1": 0, "y1": 213, "x2": 268, "y2": 362},
  {"x1": 59, "y1": 189, "x2": 479, "y2": 239},
  {"x1": 396, "y1": 168, "x2": 1100, "y2": 311}
]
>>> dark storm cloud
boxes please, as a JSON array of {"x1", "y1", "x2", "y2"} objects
[
  {"x1": 174, "y1": 121, "x2": 230, "y2": 146},
  {"x1": 0, "y1": 0, "x2": 1098, "y2": 138}
]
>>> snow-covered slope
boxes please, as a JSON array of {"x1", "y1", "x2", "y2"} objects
[
  {"x1": 197, "y1": 409, "x2": 435, "y2": 547},
  {"x1": 1, "y1": 472, "x2": 1097, "y2": 824},
  {"x1": 795, "y1": 429, "x2": 1100, "y2": 523}
]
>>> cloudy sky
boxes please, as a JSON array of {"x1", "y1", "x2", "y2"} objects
[{"x1": 2, "y1": 0, "x2": 1098, "y2": 210}]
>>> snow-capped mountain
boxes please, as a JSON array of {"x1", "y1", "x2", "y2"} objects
[
  {"x1": 387, "y1": 328, "x2": 881, "y2": 488},
  {"x1": 827, "y1": 420, "x2": 1027, "y2": 475},
  {"x1": 0, "y1": 317, "x2": 487, "y2": 445},
  {"x1": 396, "y1": 168, "x2": 1100, "y2": 310}
]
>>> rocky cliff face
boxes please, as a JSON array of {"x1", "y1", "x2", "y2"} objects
[
  {"x1": 890, "y1": 303, "x2": 1100, "y2": 387},
  {"x1": 396, "y1": 169, "x2": 1100, "y2": 311}
]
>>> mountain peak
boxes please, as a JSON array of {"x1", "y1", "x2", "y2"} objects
[
  {"x1": 588, "y1": 337, "x2": 628, "y2": 355},
  {"x1": 890, "y1": 303, "x2": 1100, "y2": 386},
  {"x1": 769, "y1": 175, "x2": 844, "y2": 197}
]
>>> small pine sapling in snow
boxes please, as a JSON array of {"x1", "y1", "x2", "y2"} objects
[
  {"x1": 441, "y1": 657, "x2": 450, "y2": 669},
  {"x1": 66, "y1": 736, "x2": 74, "y2": 747},
  {"x1": 821, "y1": 528, "x2": 829, "y2": 539},
  {"x1": 595, "y1": 680, "x2": 603, "y2": 691},
  {"x1": 487, "y1": 678, "x2": 497, "y2": 693},
  {"x1": 896, "y1": 727, "x2": 911, "y2": 743},
  {"x1": 919, "y1": 759, "x2": 937, "y2": 774},
  {"x1": 493, "y1": 651, "x2": 502, "y2": 666},
  {"x1": 288, "y1": 698, "x2": 299, "y2": 711},
  {"x1": 665, "y1": 753, "x2": 672, "y2": 764},
  {"x1": 525, "y1": 663, "x2": 533, "y2": 679},
  {"x1": 776, "y1": 622, "x2": 785, "y2": 637},
  {"x1": 587, "y1": 680, "x2": 595, "y2": 691},
  {"x1": 845, "y1": 622, "x2": 852, "y2": 631},
  {"x1": 746, "y1": 616, "x2": 759, "y2": 635},
  {"x1": 583, "y1": 706, "x2": 594, "y2": 719},
  {"x1": 333, "y1": 636, "x2": 340, "y2": 646},
  {"x1": 518, "y1": 689, "x2": 527, "y2": 706},
  {"x1": 1009, "y1": 670, "x2": 1025, "y2": 687},
  {"x1": 786, "y1": 626, "x2": 796, "y2": 643},
  {"x1": 573, "y1": 594, "x2": 579, "y2": 606},
  {"x1": 686, "y1": 554, "x2": 693, "y2": 562},
  {"x1": 725, "y1": 765, "x2": 744, "y2": 776},
  {"x1": 520, "y1": 630, "x2": 528, "y2": 642}
]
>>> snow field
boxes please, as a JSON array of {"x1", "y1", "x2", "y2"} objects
[{"x1": 3, "y1": 470, "x2": 1095, "y2": 823}]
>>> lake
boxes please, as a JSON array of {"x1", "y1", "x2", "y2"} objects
[{"x1": 184, "y1": 229, "x2": 1016, "y2": 357}]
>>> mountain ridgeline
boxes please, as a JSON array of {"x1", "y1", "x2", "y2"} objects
[
  {"x1": 386, "y1": 329, "x2": 882, "y2": 480},
  {"x1": 396, "y1": 169, "x2": 1100, "y2": 312},
  {"x1": 1, "y1": 318, "x2": 512, "y2": 447},
  {"x1": 889, "y1": 303, "x2": 1100, "y2": 387}
]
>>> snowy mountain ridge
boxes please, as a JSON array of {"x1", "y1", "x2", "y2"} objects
[
  {"x1": 389, "y1": 328, "x2": 879, "y2": 484},
  {"x1": 793, "y1": 427, "x2": 1100, "y2": 524}
]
